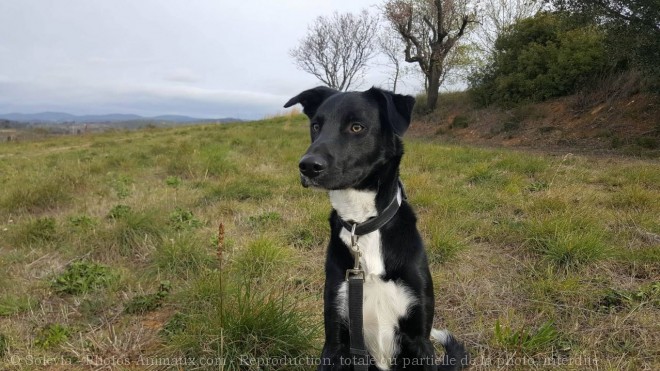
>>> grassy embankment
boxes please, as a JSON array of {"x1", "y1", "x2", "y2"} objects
[{"x1": 0, "y1": 114, "x2": 658, "y2": 370}]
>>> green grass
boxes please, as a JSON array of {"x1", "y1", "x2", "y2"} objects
[
  {"x1": 153, "y1": 234, "x2": 215, "y2": 276},
  {"x1": 0, "y1": 113, "x2": 658, "y2": 369},
  {"x1": 7, "y1": 216, "x2": 58, "y2": 247},
  {"x1": 493, "y1": 320, "x2": 559, "y2": 354},
  {"x1": 232, "y1": 238, "x2": 292, "y2": 282},
  {"x1": 0, "y1": 332, "x2": 8, "y2": 357},
  {"x1": 0, "y1": 294, "x2": 33, "y2": 316},
  {"x1": 34, "y1": 323, "x2": 70, "y2": 349},
  {"x1": 524, "y1": 215, "x2": 610, "y2": 269}
]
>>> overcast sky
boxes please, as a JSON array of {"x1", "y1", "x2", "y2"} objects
[{"x1": 0, "y1": 0, "x2": 429, "y2": 120}]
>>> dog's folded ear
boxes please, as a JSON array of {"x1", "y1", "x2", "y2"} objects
[
  {"x1": 367, "y1": 87, "x2": 416, "y2": 136},
  {"x1": 284, "y1": 86, "x2": 339, "y2": 118}
]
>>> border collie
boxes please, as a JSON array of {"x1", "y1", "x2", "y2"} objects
[{"x1": 285, "y1": 86, "x2": 468, "y2": 370}]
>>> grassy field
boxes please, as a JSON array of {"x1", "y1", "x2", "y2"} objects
[{"x1": 0, "y1": 114, "x2": 658, "y2": 370}]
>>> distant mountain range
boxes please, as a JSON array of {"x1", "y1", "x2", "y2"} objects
[{"x1": 0, "y1": 111, "x2": 241, "y2": 124}]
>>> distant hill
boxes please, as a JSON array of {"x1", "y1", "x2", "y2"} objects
[{"x1": 0, "y1": 111, "x2": 241, "y2": 124}]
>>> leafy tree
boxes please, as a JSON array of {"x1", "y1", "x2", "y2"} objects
[
  {"x1": 548, "y1": 0, "x2": 660, "y2": 84},
  {"x1": 469, "y1": 12, "x2": 608, "y2": 105},
  {"x1": 289, "y1": 10, "x2": 379, "y2": 91}
]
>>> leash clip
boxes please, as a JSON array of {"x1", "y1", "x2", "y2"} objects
[
  {"x1": 350, "y1": 223, "x2": 359, "y2": 252},
  {"x1": 346, "y1": 224, "x2": 364, "y2": 280}
]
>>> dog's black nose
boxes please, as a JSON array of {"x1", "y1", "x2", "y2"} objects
[{"x1": 299, "y1": 155, "x2": 327, "y2": 178}]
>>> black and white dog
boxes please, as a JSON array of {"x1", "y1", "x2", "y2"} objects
[{"x1": 284, "y1": 87, "x2": 467, "y2": 370}]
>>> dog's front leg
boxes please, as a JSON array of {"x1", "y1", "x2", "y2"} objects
[
  {"x1": 318, "y1": 269, "x2": 353, "y2": 370},
  {"x1": 319, "y1": 341, "x2": 351, "y2": 371},
  {"x1": 394, "y1": 335, "x2": 437, "y2": 370},
  {"x1": 394, "y1": 295, "x2": 438, "y2": 371}
]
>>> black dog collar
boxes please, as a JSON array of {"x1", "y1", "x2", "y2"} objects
[{"x1": 339, "y1": 181, "x2": 405, "y2": 236}]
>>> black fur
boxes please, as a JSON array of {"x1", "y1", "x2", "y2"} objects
[{"x1": 285, "y1": 86, "x2": 467, "y2": 370}]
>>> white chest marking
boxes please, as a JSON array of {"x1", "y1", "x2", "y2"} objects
[
  {"x1": 329, "y1": 188, "x2": 378, "y2": 223},
  {"x1": 329, "y1": 189, "x2": 384, "y2": 275},
  {"x1": 329, "y1": 189, "x2": 416, "y2": 370},
  {"x1": 336, "y1": 277, "x2": 416, "y2": 370}
]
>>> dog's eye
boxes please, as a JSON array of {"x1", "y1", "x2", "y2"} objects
[
  {"x1": 311, "y1": 123, "x2": 321, "y2": 132},
  {"x1": 350, "y1": 123, "x2": 364, "y2": 133}
]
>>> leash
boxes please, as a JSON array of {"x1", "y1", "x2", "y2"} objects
[
  {"x1": 346, "y1": 224, "x2": 369, "y2": 370},
  {"x1": 343, "y1": 181, "x2": 405, "y2": 370}
]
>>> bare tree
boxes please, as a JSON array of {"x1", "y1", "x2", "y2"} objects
[
  {"x1": 473, "y1": 0, "x2": 543, "y2": 55},
  {"x1": 290, "y1": 10, "x2": 379, "y2": 91},
  {"x1": 378, "y1": 28, "x2": 404, "y2": 93},
  {"x1": 384, "y1": 0, "x2": 477, "y2": 111}
]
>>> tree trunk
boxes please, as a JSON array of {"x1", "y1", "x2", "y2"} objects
[
  {"x1": 393, "y1": 64, "x2": 399, "y2": 93},
  {"x1": 426, "y1": 66, "x2": 442, "y2": 111}
]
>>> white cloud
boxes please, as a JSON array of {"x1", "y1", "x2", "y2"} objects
[
  {"x1": 0, "y1": 0, "x2": 423, "y2": 119},
  {"x1": 163, "y1": 68, "x2": 202, "y2": 84}
]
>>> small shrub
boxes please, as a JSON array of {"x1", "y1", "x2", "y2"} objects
[
  {"x1": 502, "y1": 120, "x2": 521, "y2": 132},
  {"x1": 598, "y1": 282, "x2": 660, "y2": 312},
  {"x1": 412, "y1": 93, "x2": 429, "y2": 116},
  {"x1": 635, "y1": 137, "x2": 658, "y2": 149},
  {"x1": 34, "y1": 324, "x2": 70, "y2": 349},
  {"x1": 435, "y1": 127, "x2": 448, "y2": 136},
  {"x1": 165, "y1": 176, "x2": 181, "y2": 187},
  {"x1": 51, "y1": 261, "x2": 118, "y2": 295},
  {"x1": 68, "y1": 215, "x2": 97, "y2": 229},
  {"x1": 110, "y1": 175, "x2": 133, "y2": 199},
  {"x1": 450, "y1": 115, "x2": 470, "y2": 129},
  {"x1": 125, "y1": 281, "x2": 171, "y2": 314},
  {"x1": 168, "y1": 207, "x2": 203, "y2": 230},
  {"x1": 597, "y1": 289, "x2": 628, "y2": 312}
]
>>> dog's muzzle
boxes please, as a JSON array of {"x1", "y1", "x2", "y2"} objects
[{"x1": 299, "y1": 154, "x2": 327, "y2": 187}]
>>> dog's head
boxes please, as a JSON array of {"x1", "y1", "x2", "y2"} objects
[{"x1": 284, "y1": 86, "x2": 415, "y2": 190}]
